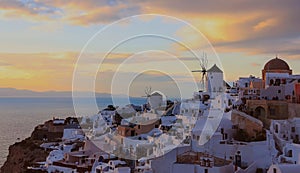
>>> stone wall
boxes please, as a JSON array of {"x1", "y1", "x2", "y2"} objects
[
  {"x1": 288, "y1": 103, "x2": 300, "y2": 118},
  {"x1": 246, "y1": 100, "x2": 288, "y2": 120},
  {"x1": 231, "y1": 110, "x2": 263, "y2": 139}
]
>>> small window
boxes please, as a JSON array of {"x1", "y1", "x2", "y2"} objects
[
  {"x1": 278, "y1": 90, "x2": 281, "y2": 94},
  {"x1": 292, "y1": 127, "x2": 296, "y2": 133},
  {"x1": 288, "y1": 150, "x2": 293, "y2": 157},
  {"x1": 205, "y1": 169, "x2": 208, "y2": 173},
  {"x1": 273, "y1": 168, "x2": 277, "y2": 173},
  {"x1": 275, "y1": 79, "x2": 281, "y2": 86}
]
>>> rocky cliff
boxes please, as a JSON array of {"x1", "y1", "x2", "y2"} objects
[{"x1": 1, "y1": 133, "x2": 49, "y2": 173}]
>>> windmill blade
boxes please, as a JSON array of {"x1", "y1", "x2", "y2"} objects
[
  {"x1": 144, "y1": 88, "x2": 149, "y2": 97},
  {"x1": 201, "y1": 73, "x2": 206, "y2": 82},
  {"x1": 200, "y1": 62, "x2": 205, "y2": 69},
  {"x1": 199, "y1": 52, "x2": 208, "y2": 71},
  {"x1": 203, "y1": 53, "x2": 208, "y2": 69},
  {"x1": 191, "y1": 52, "x2": 208, "y2": 91},
  {"x1": 204, "y1": 72, "x2": 208, "y2": 81},
  {"x1": 200, "y1": 73, "x2": 205, "y2": 90},
  {"x1": 144, "y1": 86, "x2": 152, "y2": 97}
]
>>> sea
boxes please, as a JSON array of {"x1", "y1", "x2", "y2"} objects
[{"x1": 0, "y1": 97, "x2": 146, "y2": 167}]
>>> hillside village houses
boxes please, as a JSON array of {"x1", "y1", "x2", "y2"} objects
[{"x1": 27, "y1": 56, "x2": 300, "y2": 173}]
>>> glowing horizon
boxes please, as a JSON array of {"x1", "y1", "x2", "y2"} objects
[{"x1": 1, "y1": 0, "x2": 300, "y2": 97}]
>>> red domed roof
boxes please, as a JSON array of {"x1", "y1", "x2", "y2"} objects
[{"x1": 264, "y1": 57, "x2": 290, "y2": 71}]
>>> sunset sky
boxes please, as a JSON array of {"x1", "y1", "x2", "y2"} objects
[{"x1": 1, "y1": 0, "x2": 300, "y2": 97}]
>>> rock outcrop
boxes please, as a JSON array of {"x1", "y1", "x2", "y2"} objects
[
  {"x1": 1, "y1": 117, "x2": 79, "y2": 173},
  {"x1": 1, "y1": 133, "x2": 49, "y2": 173}
]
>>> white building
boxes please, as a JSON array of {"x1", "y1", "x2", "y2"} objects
[
  {"x1": 206, "y1": 64, "x2": 224, "y2": 99},
  {"x1": 267, "y1": 164, "x2": 300, "y2": 173},
  {"x1": 279, "y1": 143, "x2": 300, "y2": 164},
  {"x1": 236, "y1": 75, "x2": 263, "y2": 100},
  {"x1": 62, "y1": 124, "x2": 85, "y2": 142},
  {"x1": 270, "y1": 118, "x2": 300, "y2": 150}
]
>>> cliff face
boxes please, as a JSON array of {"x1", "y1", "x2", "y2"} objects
[
  {"x1": 1, "y1": 118, "x2": 76, "y2": 173},
  {"x1": 1, "y1": 137, "x2": 49, "y2": 173}
]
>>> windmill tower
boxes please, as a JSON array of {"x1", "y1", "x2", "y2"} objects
[
  {"x1": 206, "y1": 64, "x2": 224, "y2": 99},
  {"x1": 192, "y1": 52, "x2": 208, "y2": 91}
]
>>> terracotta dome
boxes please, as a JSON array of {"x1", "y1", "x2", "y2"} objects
[{"x1": 263, "y1": 57, "x2": 290, "y2": 71}]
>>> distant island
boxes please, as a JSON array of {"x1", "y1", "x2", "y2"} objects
[{"x1": 0, "y1": 88, "x2": 128, "y2": 98}]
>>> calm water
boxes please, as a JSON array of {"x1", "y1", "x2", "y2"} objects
[{"x1": 0, "y1": 97, "x2": 146, "y2": 167}]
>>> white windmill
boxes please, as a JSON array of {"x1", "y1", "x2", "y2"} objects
[{"x1": 142, "y1": 86, "x2": 163, "y2": 110}]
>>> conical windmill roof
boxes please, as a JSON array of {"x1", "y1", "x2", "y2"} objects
[{"x1": 207, "y1": 64, "x2": 223, "y2": 73}]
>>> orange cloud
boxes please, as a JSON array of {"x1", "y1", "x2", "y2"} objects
[
  {"x1": 0, "y1": 52, "x2": 77, "y2": 91},
  {"x1": 251, "y1": 62, "x2": 261, "y2": 67},
  {"x1": 0, "y1": 0, "x2": 299, "y2": 93},
  {"x1": 0, "y1": 51, "x2": 178, "y2": 92},
  {"x1": 253, "y1": 19, "x2": 277, "y2": 31}
]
